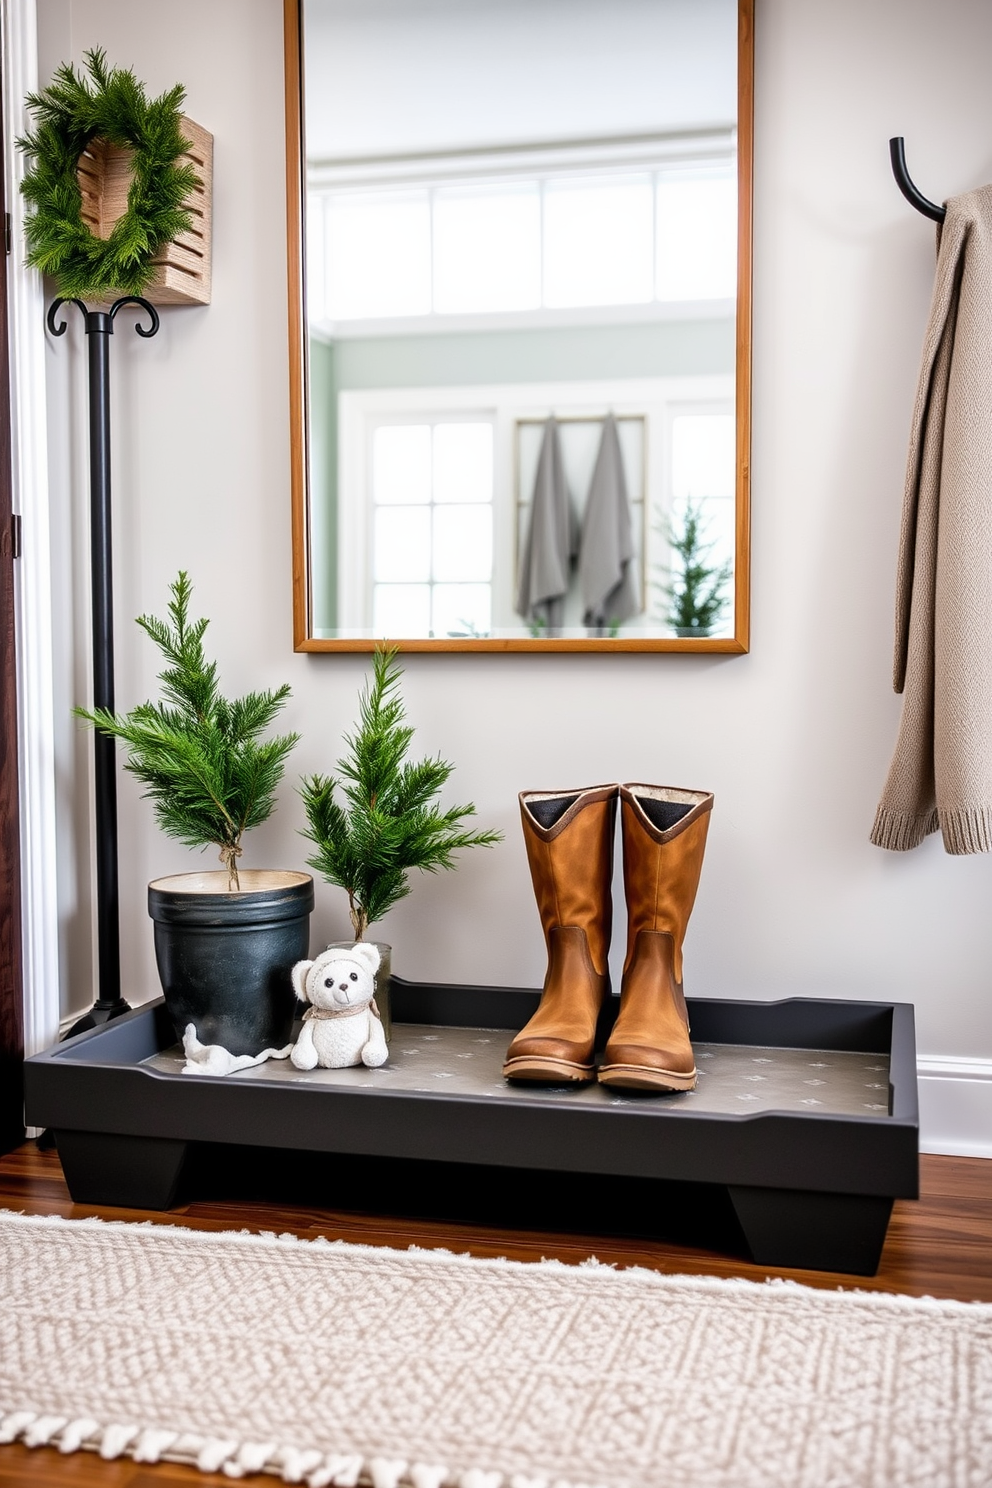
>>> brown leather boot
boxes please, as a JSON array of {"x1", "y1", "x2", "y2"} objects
[
  {"x1": 598, "y1": 783, "x2": 714, "y2": 1092},
  {"x1": 503, "y1": 784, "x2": 617, "y2": 1083}
]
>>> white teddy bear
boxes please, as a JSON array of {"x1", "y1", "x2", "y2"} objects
[{"x1": 290, "y1": 943, "x2": 388, "y2": 1071}]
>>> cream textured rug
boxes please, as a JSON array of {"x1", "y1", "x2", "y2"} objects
[{"x1": 1, "y1": 1210, "x2": 990, "y2": 1488}]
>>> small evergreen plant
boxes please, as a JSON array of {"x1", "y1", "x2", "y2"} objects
[
  {"x1": 77, "y1": 573, "x2": 298, "y2": 890},
  {"x1": 659, "y1": 499, "x2": 733, "y2": 637},
  {"x1": 301, "y1": 647, "x2": 502, "y2": 940}
]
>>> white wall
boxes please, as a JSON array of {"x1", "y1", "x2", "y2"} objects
[{"x1": 39, "y1": 0, "x2": 992, "y2": 1151}]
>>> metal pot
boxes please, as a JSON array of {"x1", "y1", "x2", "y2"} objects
[{"x1": 148, "y1": 870, "x2": 314, "y2": 1055}]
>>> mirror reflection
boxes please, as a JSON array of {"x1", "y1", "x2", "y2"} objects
[{"x1": 296, "y1": 0, "x2": 748, "y2": 648}]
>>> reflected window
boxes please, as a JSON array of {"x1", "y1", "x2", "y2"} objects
[
  {"x1": 433, "y1": 185, "x2": 541, "y2": 313},
  {"x1": 321, "y1": 191, "x2": 431, "y2": 319},
  {"x1": 371, "y1": 421, "x2": 494, "y2": 637},
  {"x1": 657, "y1": 172, "x2": 737, "y2": 300},
  {"x1": 543, "y1": 175, "x2": 654, "y2": 308},
  {"x1": 333, "y1": 379, "x2": 733, "y2": 641},
  {"x1": 308, "y1": 143, "x2": 736, "y2": 328},
  {"x1": 672, "y1": 412, "x2": 735, "y2": 504}
]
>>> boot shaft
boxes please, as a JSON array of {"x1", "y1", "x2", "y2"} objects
[
  {"x1": 621, "y1": 783, "x2": 713, "y2": 980},
  {"x1": 519, "y1": 784, "x2": 616, "y2": 976}
]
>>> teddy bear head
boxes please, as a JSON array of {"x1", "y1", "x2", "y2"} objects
[{"x1": 291, "y1": 942, "x2": 381, "y2": 1012}]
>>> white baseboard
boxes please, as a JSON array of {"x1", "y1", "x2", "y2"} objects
[{"x1": 917, "y1": 1057, "x2": 992, "y2": 1159}]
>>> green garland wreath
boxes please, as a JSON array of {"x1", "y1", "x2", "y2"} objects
[{"x1": 17, "y1": 48, "x2": 199, "y2": 300}]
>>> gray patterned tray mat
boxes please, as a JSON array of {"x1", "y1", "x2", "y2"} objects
[{"x1": 144, "y1": 1023, "x2": 892, "y2": 1118}]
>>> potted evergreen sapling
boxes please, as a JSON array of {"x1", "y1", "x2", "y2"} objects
[
  {"x1": 657, "y1": 498, "x2": 733, "y2": 638},
  {"x1": 78, "y1": 573, "x2": 312, "y2": 1059},
  {"x1": 300, "y1": 647, "x2": 502, "y2": 1038}
]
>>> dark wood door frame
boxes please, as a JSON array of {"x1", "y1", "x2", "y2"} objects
[{"x1": 0, "y1": 59, "x2": 25, "y2": 1154}]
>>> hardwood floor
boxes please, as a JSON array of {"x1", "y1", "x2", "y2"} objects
[{"x1": 1, "y1": 1141, "x2": 990, "y2": 1486}]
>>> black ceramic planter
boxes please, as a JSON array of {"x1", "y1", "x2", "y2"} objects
[{"x1": 148, "y1": 870, "x2": 314, "y2": 1055}]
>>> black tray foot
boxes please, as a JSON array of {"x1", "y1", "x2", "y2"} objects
[
  {"x1": 55, "y1": 1131, "x2": 188, "y2": 1209},
  {"x1": 729, "y1": 1184, "x2": 894, "y2": 1275}
]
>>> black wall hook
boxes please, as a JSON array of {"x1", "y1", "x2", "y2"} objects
[{"x1": 889, "y1": 137, "x2": 946, "y2": 223}]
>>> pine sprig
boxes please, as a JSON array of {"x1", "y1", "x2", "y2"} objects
[
  {"x1": 77, "y1": 573, "x2": 298, "y2": 889},
  {"x1": 300, "y1": 647, "x2": 501, "y2": 939},
  {"x1": 17, "y1": 48, "x2": 198, "y2": 299}
]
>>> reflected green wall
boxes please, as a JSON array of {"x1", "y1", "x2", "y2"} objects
[{"x1": 309, "y1": 317, "x2": 735, "y2": 631}]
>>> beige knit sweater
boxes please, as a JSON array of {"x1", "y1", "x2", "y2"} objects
[{"x1": 872, "y1": 186, "x2": 992, "y2": 854}]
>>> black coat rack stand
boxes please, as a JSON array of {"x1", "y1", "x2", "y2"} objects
[{"x1": 47, "y1": 296, "x2": 160, "y2": 1038}]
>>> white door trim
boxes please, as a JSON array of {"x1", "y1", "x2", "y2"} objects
[{"x1": 3, "y1": 0, "x2": 61, "y2": 1057}]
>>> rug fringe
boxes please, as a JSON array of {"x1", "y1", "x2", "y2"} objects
[
  {"x1": 0, "y1": 1409, "x2": 609, "y2": 1488},
  {"x1": 305, "y1": 1452, "x2": 365, "y2": 1487},
  {"x1": 22, "y1": 1413, "x2": 66, "y2": 1446},
  {"x1": 134, "y1": 1426, "x2": 180, "y2": 1461},
  {"x1": 59, "y1": 1416, "x2": 99, "y2": 1453},
  {"x1": 222, "y1": 1440, "x2": 280, "y2": 1478},
  {"x1": 99, "y1": 1423, "x2": 139, "y2": 1459},
  {"x1": 0, "y1": 1410, "x2": 36, "y2": 1444}
]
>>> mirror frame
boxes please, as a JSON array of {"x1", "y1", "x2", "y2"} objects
[{"x1": 285, "y1": 0, "x2": 752, "y2": 653}]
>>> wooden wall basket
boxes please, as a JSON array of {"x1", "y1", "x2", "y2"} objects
[{"x1": 76, "y1": 115, "x2": 213, "y2": 306}]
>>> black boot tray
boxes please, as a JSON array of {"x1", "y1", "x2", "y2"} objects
[{"x1": 24, "y1": 977, "x2": 919, "y2": 1275}]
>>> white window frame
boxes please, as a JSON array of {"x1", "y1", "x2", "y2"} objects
[{"x1": 335, "y1": 376, "x2": 734, "y2": 638}]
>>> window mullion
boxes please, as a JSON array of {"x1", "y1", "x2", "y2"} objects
[
  {"x1": 652, "y1": 170, "x2": 659, "y2": 304},
  {"x1": 539, "y1": 178, "x2": 546, "y2": 309},
  {"x1": 428, "y1": 186, "x2": 436, "y2": 316},
  {"x1": 428, "y1": 420, "x2": 436, "y2": 627}
]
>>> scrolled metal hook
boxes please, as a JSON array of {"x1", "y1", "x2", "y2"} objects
[
  {"x1": 46, "y1": 298, "x2": 88, "y2": 336},
  {"x1": 889, "y1": 138, "x2": 946, "y2": 225},
  {"x1": 108, "y1": 296, "x2": 160, "y2": 338}
]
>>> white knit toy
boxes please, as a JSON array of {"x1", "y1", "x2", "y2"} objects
[{"x1": 290, "y1": 943, "x2": 388, "y2": 1070}]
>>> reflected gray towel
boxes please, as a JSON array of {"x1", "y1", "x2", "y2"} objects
[
  {"x1": 516, "y1": 417, "x2": 578, "y2": 632},
  {"x1": 579, "y1": 414, "x2": 640, "y2": 630},
  {"x1": 872, "y1": 186, "x2": 992, "y2": 854}
]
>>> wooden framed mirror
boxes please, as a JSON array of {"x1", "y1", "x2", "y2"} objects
[{"x1": 286, "y1": 0, "x2": 751, "y2": 652}]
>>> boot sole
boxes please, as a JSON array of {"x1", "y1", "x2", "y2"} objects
[
  {"x1": 598, "y1": 1063, "x2": 697, "y2": 1092},
  {"x1": 502, "y1": 1055, "x2": 595, "y2": 1084}
]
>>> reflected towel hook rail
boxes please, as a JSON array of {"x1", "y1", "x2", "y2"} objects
[{"x1": 890, "y1": 137, "x2": 946, "y2": 223}]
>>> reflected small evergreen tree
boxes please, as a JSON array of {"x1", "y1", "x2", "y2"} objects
[{"x1": 657, "y1": 499, "x2": 732, "y2": 637}]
